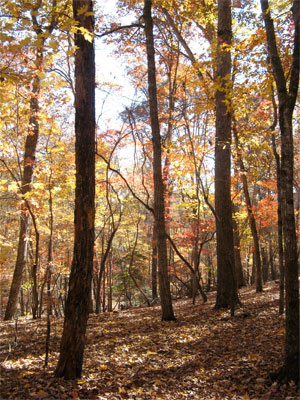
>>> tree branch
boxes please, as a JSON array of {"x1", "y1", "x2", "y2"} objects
[
  {"x1": 96, "y1": 151, "x2": 154, "y2": 214},
  {"x1": 96, "y1": 23, "x2": 142, "y2": 38}
]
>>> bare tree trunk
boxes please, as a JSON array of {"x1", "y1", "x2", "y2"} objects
[
  {"x1": 143, "y1": 0, "x2": 176, "y2": 321},
  {"x1": 54, "y1": 0, "x2": 95, "y2": 379},
  {"x1": 260, "y1": 0, "x2": 299, "y2": 383},
  {"x1": 214, "y1": 0, "x2": 238, "y2": 312}
]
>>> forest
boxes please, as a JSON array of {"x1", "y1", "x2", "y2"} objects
[{"x1": 0, "y1": 0, "x2": 299, "y2": 398}]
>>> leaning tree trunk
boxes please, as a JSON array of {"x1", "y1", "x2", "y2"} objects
[
  {"x1": 4, "y1": 51, "x2": 42, "y2": 321},
  {"x1": 54, "y1": 0, "x2": 95, "y2": 379},
  {"x1": 143, "y1": 0, "x2": 176, "y2": 321},
  {"x1": 214, "y1": 0, "x2": 238, "y2": 311},
  {"x1": 260, "y1": 0, "x2": 299, "y2": 384},
  {"x1": 4, "y1": 1, "x2": 59, "y2": 321}
]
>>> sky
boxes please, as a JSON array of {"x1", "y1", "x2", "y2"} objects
[{"x1": 95, "y1": 1, "x2": 138, "y2": 131}]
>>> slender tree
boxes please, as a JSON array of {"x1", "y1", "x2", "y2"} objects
[
  {"x1": 54, "y1": 0, "x2": 95, "y2": 379},
  {"x1": 4, "y1": 1, "x2": 58, "y2": 321},
  {"x1": 214, "y1": 0, "x2": 238, "y2": 310},
  {"x1": 233, "y1": 121, "x2": 263, "y2": 293},
  {"x1": 260, "y1": 0, "x2": 299, "y2": 383},
  {"x1": 143, "y1": 0, "x2": 176, "y2": 321}
]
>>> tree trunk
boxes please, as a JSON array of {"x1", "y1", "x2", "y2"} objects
[
  {"x1": 233, "y1": 122, "x2": 263, "y2": 292},
  {"x1": 261, "y1": 247, "x2": 268, "y2": 283},
  {"x1": 143, "y1": 0, "x2": 176, "y2": 321},
  {"x1": 45, "y1": 172, "x2": 54, "y2": 367},
  {"x1": 214, "y1": 0, "x2": 238, "y2": 311},
  {"x1": 151, "y1": 225, "x2": 158, "y2": 300},
  {"x1": 232, "y1": 216, "x2": 244, "y2": 287},
  {"x1": 4, "y1": 51, "x2": 42, "y2": 321},
  {"x1": 54, "y1": 0, "x2": 95, "y2": 379},
  {"x1": 271, "y1": 116, "x2": 285, "y2": 313},
  {"x1": 95, "y1": 228, "x2": 118, "y2": 314},
  {"x1": 260, "y1": 0, "x2": 299, "y2": 383}
]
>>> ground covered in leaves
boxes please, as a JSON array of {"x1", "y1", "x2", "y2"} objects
[{"x1": 0, "y1": 282, "x2": 299, "y2": 399}]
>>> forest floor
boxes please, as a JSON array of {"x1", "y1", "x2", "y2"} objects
[{"x1": 0, "y1": 281, "x2": 299, "y2": 400}]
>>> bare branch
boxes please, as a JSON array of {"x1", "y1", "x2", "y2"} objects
[
  {"x1": 96, "y1": 23, "x2": 142, "y2": 38},
  {"x1": 96, "y1": 151, "x2": 154, "y2": 214}
]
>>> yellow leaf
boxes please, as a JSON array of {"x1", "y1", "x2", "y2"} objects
[
  {"x1": 83, "y1": 32, "x2": 93, "y2": 42},
  {"x1": 77, "y1": 379, "x2": 86, "y2": 385},
  {"x1": 146, "y1": 350, "x2": 156, "y2": 356}
]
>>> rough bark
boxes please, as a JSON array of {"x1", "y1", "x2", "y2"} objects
[
  {"x1": 143, "y1": 0, "x2": 176, "y2": 321},
  {"x1": 214, "y1": 0, "x2": 238, "y2": 311},
  {"x1": 54, "y1": 0, "x2": 95, "y2": 379},
  {"x1": 260, "y1": 0, "x2": 299, "y2": 383}
]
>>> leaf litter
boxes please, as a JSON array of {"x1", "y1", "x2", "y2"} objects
[{"x1": 0, "y1": 282, "x2": 299, "y2": 399}]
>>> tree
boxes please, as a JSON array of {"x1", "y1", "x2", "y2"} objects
[
  {"x1": 260, "y1": 0, "x2": 299, "y2": 383},
  {"x1": 214, "y1": 0, "x2": 238, "y2": 311},
  {"x1": 54, "y1": 0, "x2": 95, "y2": 379},
  {"x1": 233, "y1": 120, "x2": 263, "y2": 293},
  {"x1": 4, "y1": 0, "x2": 60, "y2": 321},
  {"x1": 143, "y1": 0, "x2": 176, "y2": 321}
]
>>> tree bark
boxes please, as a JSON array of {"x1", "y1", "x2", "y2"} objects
[
  {"x1": 260, "y1": 0, "x2": 299, "y2": 383},
  {"x1": 151, "y1": 225, "x2": 158, "y2": 300},
  {"x1": 214, "y1": 0, "x2": 238, "y2": 311},
  {"x1": 54, "y1": 0, "x2": 95, "y2": 379},
  {"x1": 143, "y1": 0, "x2": 176, "y2": 321}
]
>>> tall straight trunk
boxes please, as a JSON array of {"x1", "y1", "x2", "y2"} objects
[
  {"x1": 233, "y1": 123, "x2": 263, "y2": 292},
  {"x1": 214, "y1": 0, "x2": 238, "y2": 311},
  {"x1": 143, "y1": 0, "x2": 175, "y2": 321},
  {"x1": 260, "y1": 0, "x2": 299, "y2": 383},
  {"x1": 4, "y1": 52, "x2": 42, "y2": 321},
  {"x1": 54, "y1": 0, "x2": 95, "y2": 379}
]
